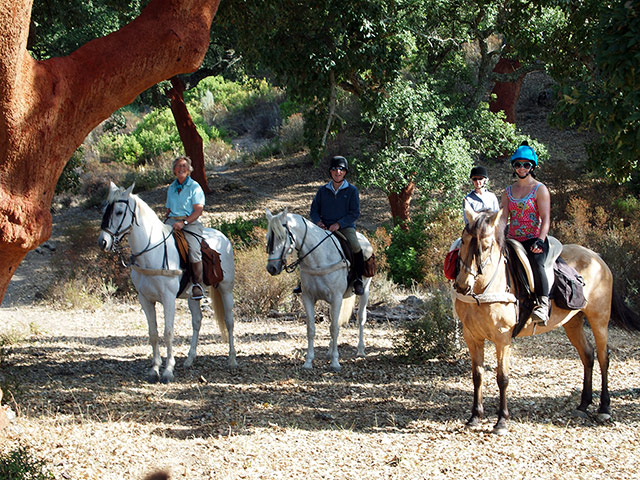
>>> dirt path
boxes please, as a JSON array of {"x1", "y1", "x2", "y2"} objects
[{"x1": 1, "y1": 304, "x2": 639, "y2": 479}]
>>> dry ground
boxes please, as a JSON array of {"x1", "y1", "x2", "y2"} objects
[
  {"x1": 2, "y1": 73, "x2": 640, "y2": 479},
  {"x1": 0, "y1": 305, "x2": 639, "y2": 479}
]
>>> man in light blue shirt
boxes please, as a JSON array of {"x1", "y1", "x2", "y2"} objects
[{"x1": 165, "y1": 156, "x2": 206, "y2": 300}]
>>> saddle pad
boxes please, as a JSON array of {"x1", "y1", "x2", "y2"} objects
[
  {"x1": 173, "y1": 230, "x2": 189, "y2": 264},
  {"x1": 506, "y1": 236, "x2": 562, "y2": 294}
]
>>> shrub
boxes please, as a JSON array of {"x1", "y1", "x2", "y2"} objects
[
  {"x1": 393, "y1": 286, "x2": 459, "y2": 362},
  {"x1": 384, "y1": 216, "x2": 429, "y2": 286},
  {"x1": 232, "y1": 246, "x2": 297, "y2": 319},
  {"x1": 279, "y1": 113, "x2": 305, "y2": 154},
  {"x1": 0, "y1": 445, "x2": 55, "y2": 480},
  {"x1": 214, "y1": 218, "x2": 267, "y2": 250}
]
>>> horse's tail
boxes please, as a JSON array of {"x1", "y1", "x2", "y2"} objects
[
  {"x1": 339, "y1": 295, "x2": 356, "y2": 326},
  {"x1": 610, "y1": 285, "x2": 640, "y2": 333},
  {"x1": 210, "y1": 287, "x2": 230, "y2": 343}
]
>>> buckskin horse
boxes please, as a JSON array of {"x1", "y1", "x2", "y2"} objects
[
  {"x1": 454, "y1": 206, "x2": 640, "y2": 434},
  {"x1": 98, "y1": 183, "x2": 237, "y2": 383}
]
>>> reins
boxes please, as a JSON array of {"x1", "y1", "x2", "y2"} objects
[{"x1": 269, "y1": 214, "x2": 347, "y2": 274}]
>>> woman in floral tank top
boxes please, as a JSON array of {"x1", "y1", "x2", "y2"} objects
[{"x1": 500, "y1": 142, "x2": 551, "y2": 326}]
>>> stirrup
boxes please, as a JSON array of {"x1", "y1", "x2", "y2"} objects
[
  {"x1": 353, "y1": 279, "x2": 364, "y2": 296},
  {"x1": 191, "y1": 284, "x2": 204, "y2": 301}
]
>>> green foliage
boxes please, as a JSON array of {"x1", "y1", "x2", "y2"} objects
[
  {"x1": 214, "y1": 218, "x2": 268, "y2": 250},
  {"x1": 123, "y1": 167, "x2": 174, "y2": 193},
  {"x1": 393, "y1": 287, "x2": 459, "y2": 362},
  {"x1": 384, "y1": 216, "x2": 428, "y2": 286},
  {"x1": 0, "y1": 445, "x2": 55, "y2": 480},
  {"x1": 549, "y1": 1, "x2": 639, "y2": 184},
  {"x1": 95, "y1": 133, "x2": 144, "y2": 165},
  {"x1": 55, "y1": 147, "x2": 85, "y2": 194}
]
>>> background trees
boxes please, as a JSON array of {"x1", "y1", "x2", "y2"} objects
[{"x1": 0, "y1": 0, "x2": 220, "y2": 301}]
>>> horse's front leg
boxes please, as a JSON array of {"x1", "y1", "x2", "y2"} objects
[
  {"x1": 160, "y1": 299, "x2": 177, "y2": 383},
  {"x1": 301, "y1": 294, "x2": 316, "y2": 369},
  {"x1": 356, "y1": 280, "x2": 370, "y2": 357},
  {"x1": 464, "y1": 336, "x2": 485, "y2": 428},
  {"x1": 139, "y1": 295, "x2": 161, "y2": 383},
  {"x1": 328, "y1": 298, "x2": 343, "y2": 372},
  {"x1": 493, "y1": 342, "x2": 511, "y2": 435},
  {"x1": 184, "y1": 296, "x2": 202, "y2": 368}
]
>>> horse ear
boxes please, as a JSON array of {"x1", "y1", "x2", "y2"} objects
[
  {"x1": 491, "y1": 208, "x2": 503, "y2": 229},
  {"x1": 109, "y1": 181, "x2": 118, "y2": 193},
  {"x1": 265, "y1": 208, "x2": 273, "y2": 221},
  {"x1": 125, "y1": 183, "x2": 135, "y2": 196},
  {"x1": 463, "y1": 200, "x2": 477, "y2": 223}
]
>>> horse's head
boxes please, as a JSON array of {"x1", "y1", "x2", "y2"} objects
[
  {"x1": 98, "y1": 182, "x2": 137, "y2": 252},
  {"x1": 454, "y1": 205, "x2": 504, "y2": 295},
  {"x1": 265, "y1": 208, "x2": 295, "y2": 276}
]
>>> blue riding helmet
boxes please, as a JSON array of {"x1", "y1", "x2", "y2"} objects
[{"x1": 510, "y1": 143, "x2": 538, "y2": 166}]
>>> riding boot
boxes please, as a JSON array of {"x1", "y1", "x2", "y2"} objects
[
  {"x1": 353, "y1": 251, "x2": 365, "y2": 296},
  {"x1": 532, "y1": 295, "x2": 550, "y2": 326},
  {"x1": 293, "y1": 282, "x2": 302, "y2": 294},
  {"x1": 191, "y1": 261, "x2": 205, "y2": 300}
]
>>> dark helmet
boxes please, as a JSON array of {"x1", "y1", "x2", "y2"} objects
[
  {"x1": 510, "y1": 141, "x2": 538, "y2": 166},
  {"x1": 329, "y1": 155, "x2": 349, "y2": 172},
  {"x1": 470, "y1": 166, "x2": 488, "y2": 178}
]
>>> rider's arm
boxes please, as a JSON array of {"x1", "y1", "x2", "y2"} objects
[{"x1": 535, "y1": 184, "x2": 551, "y2": 242}]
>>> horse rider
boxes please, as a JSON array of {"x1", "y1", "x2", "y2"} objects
[
  {"x1": 463, "y1": 165, "x2": 500, "y2": 225},
  {"x1": 500, "y1": 142, "x2": 551, "y2": 325},
  {"x1": 294, "y1": 155, "x2": 365, "y2": 296},
  {"x1": 165, "y1": 155, "x2": 206, "y2": 300}
]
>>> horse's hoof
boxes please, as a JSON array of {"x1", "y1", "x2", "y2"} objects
[
  {"x1": 183, "y1": 357, "x2": 195, "y2": 368},
  {"x1": 573, "y1": 409, "x2": 589, "y2": 419},
  {"x1": 147, "y1": 371, "x2": 160, "y2": 384},
  {"x1": 492, "y1": 426, "x2": 508, "y2": 436},
  {"x1": 302, "y1": 362, "x2": 313, "y2": 370},
  {"x1": 161, "y1": 372, "x2": 174, "y2": 384},
  {"x1": 596, "y1": 412, "x2": 611, "y2": 423},
  {"x1": 329, "y1": 364, "x2": 342, "y2": 372},
  {"x1": 356, "y1": 350, "x2": 366, "y2": 358}
]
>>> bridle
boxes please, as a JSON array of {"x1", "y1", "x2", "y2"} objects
[
  {"x1": 267, "y1": 214, "x2": 344, "y2": 273},
  {"x1": 101, "y1": 196, "x2": 174, "y2": 269},
  {"x1": 101, "y1": 198, "x2": 138, "y2": 245}
]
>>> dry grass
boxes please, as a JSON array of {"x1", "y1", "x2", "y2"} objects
[{"x1": 0, "y1": 305, "x2": 639, "y2": 479}]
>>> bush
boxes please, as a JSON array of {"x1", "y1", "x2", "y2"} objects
[
  {"x1": 214, "y1": 218, "x2": 267, "y2": 250},
  {"x1": 384, "y1": 216, "x2": 429, "y2": 286},
  {"x1": 0, "y1": 445, "x2": 55, "y2": 480},
  {"x1": 233, "y1": 246, "x2": 298, "y2": 319},
  {"x1": 393, "y1": 287, "x2": 459, "y2": 362}
]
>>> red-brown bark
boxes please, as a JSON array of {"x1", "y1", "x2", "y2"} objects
[
  {"x1": 489, "y1": 56, "x2": 525, "y2": 124},
  {"x1": 167, "y1": 77, "x2": 210, "y2": 194},
  {"x1": 0, "y1": 0, "x2": 220, "y2": 301},
  {"x1": 388, "y1": 181, "x2": 415, "y2": 229}
]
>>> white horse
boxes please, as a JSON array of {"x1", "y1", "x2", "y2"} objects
[
  {"x1": 98, "y1": 183, "x2": 237, "y2": 383},
  {"x1": 265, "y1": 208, "x2": 373, "y2": 371}
]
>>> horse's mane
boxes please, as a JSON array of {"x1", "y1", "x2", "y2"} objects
[
  {"x1": 467, "y1": 210, "x2": 505, "y2": 253},
  {"x1": 267, "y1": 213, "x2": 288, "y2": 242}
]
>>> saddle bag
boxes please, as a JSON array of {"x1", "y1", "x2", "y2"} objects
[
  {"x1": 444, "y1": 248, "x2": 459, "y2": 281},
  {"x1": 363, "y1": 253, "x2": 377, "y2": 278},
  {"x1": 551, "y1": 256, "x2": 586, "y2": 310},
  {"x1": 201, "y1": 240, "x2": 224, "y2": 287}
]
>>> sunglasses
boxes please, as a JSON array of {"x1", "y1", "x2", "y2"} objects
[
  {"x1": 331, "y1": 166, "x2": 346, "y2": 172},
  {"x1": 513, "y1": 161, "x2": 532, "y2": 169},
  {"x1": 471, "y1": 177, "x2": 485, "y2": 181}
]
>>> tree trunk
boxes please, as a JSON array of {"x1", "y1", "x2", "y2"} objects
[
  {"x1": 167, "y1": 76, "x2": 210, "y2": 193},
  {"x1": 0, "y1": 0, "x2": 220, "y2": 302},
  {"x1": 387, "y1": 182, "x2": 415, "y2": 229},
  {"x1": 489, "y1": 56, "x2": 525, "y2": 124}
]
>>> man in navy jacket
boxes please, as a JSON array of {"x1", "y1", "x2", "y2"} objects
[{"x1": 309, "y1": 155, "x2": 364, "y2": 295}]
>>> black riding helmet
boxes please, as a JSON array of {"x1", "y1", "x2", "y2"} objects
[
  {"x1": 329, "y1": 156, "x2": 349, "y2": 173},
  {"x1": 470, "y1": 166, "x2": 488, "y2": 178}
]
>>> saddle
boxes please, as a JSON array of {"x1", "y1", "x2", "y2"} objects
[
  {"x1": 333, "y1": 231, "x2": 377, "y2": 281},
  {"x1": 506, "y1": 236, "x2": 562, "y2": 336},
  {"x1": 173, "y1": 230, "x2": 224, "y2": 295}
]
